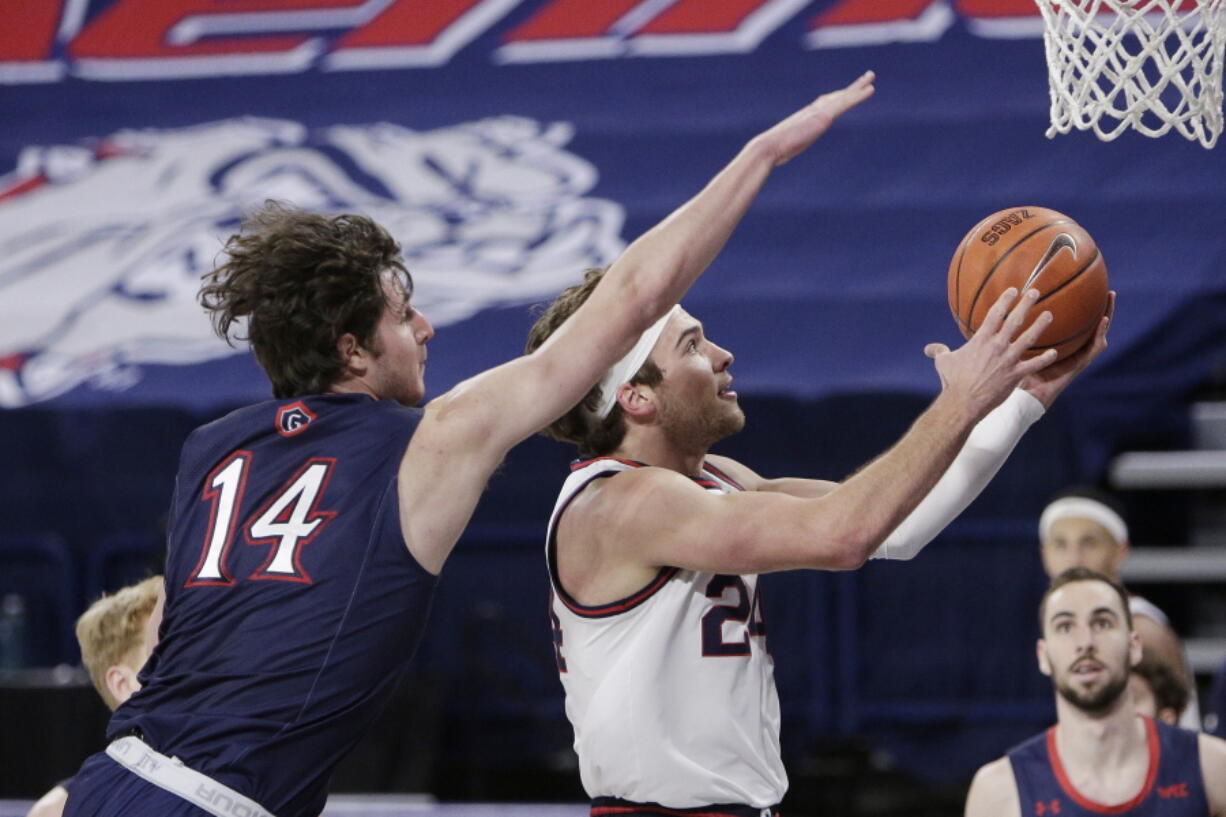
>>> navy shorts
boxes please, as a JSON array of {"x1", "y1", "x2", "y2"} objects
[{"x1": 64, "y1": 752, "x2": 213, "y2": 817}]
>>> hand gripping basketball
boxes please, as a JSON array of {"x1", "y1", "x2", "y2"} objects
[{"x1": 924, "y1": 287, "x2": 1059, "y2": 420}]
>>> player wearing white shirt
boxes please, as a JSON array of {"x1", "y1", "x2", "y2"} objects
[
  {"x1": 528, "y1": 260, "x2": 1113, "y2": 810},
  {"x1": 547, "y1": 458, "x2": 782, "y2": 812}
]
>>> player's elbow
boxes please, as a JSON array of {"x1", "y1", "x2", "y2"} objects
[{"x1": 809, "y1": 528, "x2": 875, "y2": 571}]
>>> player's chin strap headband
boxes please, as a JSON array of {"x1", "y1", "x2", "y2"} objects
[
  {"x1": 1039, "y1": 497, "x2": 1129, "y2": 546},
  {"x1": 590, "y1": 305, "x2": 681, "y2": 420}
]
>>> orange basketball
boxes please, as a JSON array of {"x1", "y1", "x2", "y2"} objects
[{"x1": 947, "y1": 206, "x2": 1109, "y2": 361}]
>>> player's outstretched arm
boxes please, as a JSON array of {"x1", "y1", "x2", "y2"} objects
[
  {"x1": 398, "y1": 73, "x2": 876, "y2": 575},
  {"x1": 584, "y1": 288, "x2": 1059, "y2": 575},
  {"x1": 964, "y1": 758, "x2": 1020, "y2": 817},
  {"x1": 868, "y1": 291, "x2": 1114, "y2": 558},
  {"x1": 725, "y1": 292, "x2": 1114, "y2": 561}
]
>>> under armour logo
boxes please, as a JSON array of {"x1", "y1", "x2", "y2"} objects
[
  {"x1": 1158, "y1": 782, "x2": 1189, "y2": 799},
  {"x1": 276, "y1": 402, "x2": 317, "y2": 438},
  {"x1": 1023, "y1": 232, "x2": 1078, "y2": 292},
  {"x1": 1034, "y1": 799, "x2": 1061, "y2": 815}
]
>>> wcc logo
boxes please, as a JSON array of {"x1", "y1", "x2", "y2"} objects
[{"x1": 0, "y1": 116, "x2": 625, "y2": 407}]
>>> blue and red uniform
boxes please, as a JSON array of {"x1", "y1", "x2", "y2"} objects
[
  {"x1": 66, "y1": 393, "x2": 436, "y2": 817},
  {"x1": 1008, "y1": 717, "x2": 1208, "y2": 816}
]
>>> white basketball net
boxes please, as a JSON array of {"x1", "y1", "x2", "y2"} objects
[{"x1": 1035, "y1": 0, "x2": 1226, "y2": 148}]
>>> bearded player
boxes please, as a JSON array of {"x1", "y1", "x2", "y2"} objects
[{"x1": 965, "y1": 568, "x2": 1226, "y2": 817}]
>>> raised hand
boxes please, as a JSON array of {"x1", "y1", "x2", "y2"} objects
[
  {"x1": 751, "y1": 71, "x2": 876, "y2": 167},
  {"x1": 1020, "y1": 291, "x2": 1115, "y2": 408},
  {"x1": 924, "y1": 287, "x2": 1058, "y2": 420}
]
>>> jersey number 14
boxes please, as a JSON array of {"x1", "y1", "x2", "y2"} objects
[{"x1": 188, "y1": 451, "x2": 338, "y2": 586}]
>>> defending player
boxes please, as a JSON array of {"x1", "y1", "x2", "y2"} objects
[
  {"x1": 965, "y1": 568, "x2": 1226, "y2": 817},
  {"x1": 1040, "y1": 487, "x2": 1199, "y2": 728},
  {"x1": 525, "y1": 270, "x2": 1113, "y2": 811},
  {"x1": 28, "y1": 577, "x2": 163, "y2": 817},
  {"x1": 63, "y1": 73, "x2": 879, "y2": 817}
]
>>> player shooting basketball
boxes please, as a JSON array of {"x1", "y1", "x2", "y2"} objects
[
  {"x1": 63, "y1": 73, "x2": 879, "y2": 817},
  {"x1": 525, "y1": 254, "x2": 1114, "y2": 811},
  {"x1": 965, "y1": 568, "x2": 1226, "y2": 817}
]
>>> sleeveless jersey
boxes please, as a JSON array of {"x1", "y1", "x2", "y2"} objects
[
  {"x1": 546, "y1": 457, "x2": 785, "y2": 810},
  {"x1": 1008, "y1": 717, "x2": 1209, "y2": 816},
  {"x1": 108, "y1": 393, "x2": 437, "y2": 817}
]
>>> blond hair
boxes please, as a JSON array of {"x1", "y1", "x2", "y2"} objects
[{"x1": 76, "y1": 576, "x2": 161, "y2": 710}]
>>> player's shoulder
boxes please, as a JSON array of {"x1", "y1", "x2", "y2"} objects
[
  {"x1": 181, "y1": 394, "x2": 420, "y2": 471},
  {"x1": 1198, "y1": 730, "x2": 1226, "y2": 764},
  {"x1": 965, "y1": 756, "x2": 1020, "y2": 817},
  {"x1": 1198, "y1": 731, "x2": 1226, "y2": 814},
  {"x1": 565, "y1": 459, "x2": 698, "y2": 518}
]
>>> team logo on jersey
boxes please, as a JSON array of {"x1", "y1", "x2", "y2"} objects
[
  {"x1": 276, "y1": 402, "x2": 317, "y2": 438},
  {"x1": 0, "y1": 116, "x2": 625, "y2": 408}
]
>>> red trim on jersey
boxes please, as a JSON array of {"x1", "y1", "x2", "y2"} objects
[
  {"x1": 185, "y1": 450, "x2": 252, "y2": 588},
  {"x1": 570, "y1": 456, "x2": 649, "y2": 471},
  {"x1": 556, "y1": 566, "x2": 681, "y2": 618},
  {"x1": 551, "y1": 460, "x2": 681, "y2": 619},
  {"x1": 592, "y1": 807, "x2": 767, "y2": 817},
  {"x1": 700, "y1": 461, "x2": 744, "y2": 491},
  {"x1": 1046, "y1": 717, "x2": 1160, "y2": 814},
  {"x1": 0, "y1": 174, "x2": 48, "y2": 203},
  {"x1": 243, "y1": 456, "x2": 338, "y2": 584}
]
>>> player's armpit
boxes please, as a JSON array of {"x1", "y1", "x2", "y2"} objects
[
  {"x1": 964, "y1": 758, "x2": 1020, "y2": 817},
  {"x1": 1197, "y1": 733, "x2": 1226, "y2": 816}
]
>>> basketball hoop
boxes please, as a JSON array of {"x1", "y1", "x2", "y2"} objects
[{"x1": 1034, "y1": 0, "x2": 1226, "y2": 148}]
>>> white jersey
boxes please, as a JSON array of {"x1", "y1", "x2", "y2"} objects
[{"x1": 546, "y1": 457, "x2": 786, "y2": 809}]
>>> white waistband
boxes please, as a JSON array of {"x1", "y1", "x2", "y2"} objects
[{"x1": 106, "y1": 735, "x2": 277, "y2": 817}]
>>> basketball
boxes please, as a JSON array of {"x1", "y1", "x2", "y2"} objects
[{"x1": 947, "y1": 206, "x2": 1109, "y2": 361}]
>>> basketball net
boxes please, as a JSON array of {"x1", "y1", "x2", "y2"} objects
[{"x1": 1035, "y1": 0, "x2": 1226, "y2": 148}]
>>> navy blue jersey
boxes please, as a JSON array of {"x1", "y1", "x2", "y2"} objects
[
  {"x1": 1008, "y1": 718, "x2": 1208, "y2": 816},
  {"x1": 109, "y1": 393, "x2": 436, "y2": 817}
]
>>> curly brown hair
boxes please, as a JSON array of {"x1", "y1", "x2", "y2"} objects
[
  {"x1": 199, "y1": 202, "x2": 411, "y2": 398},
  {"x1": 525, "y1": 267, "x2": 662, "y2": 458}
]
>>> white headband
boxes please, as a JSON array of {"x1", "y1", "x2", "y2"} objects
[
  {"x1": 1039, "y1": 497, "x2": 1128, "y2": 545},
  {"x1": 590, "y1": 305, "x2": 681, "y2": 420}
]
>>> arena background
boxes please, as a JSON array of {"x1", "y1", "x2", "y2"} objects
[{"x1": 2, "y1": 1, "x2": 1225, "y2": 815}]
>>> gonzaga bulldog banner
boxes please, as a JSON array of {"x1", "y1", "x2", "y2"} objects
[{"x1": 2, "y1": 0, "x2": 1224, "y2": 414}]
